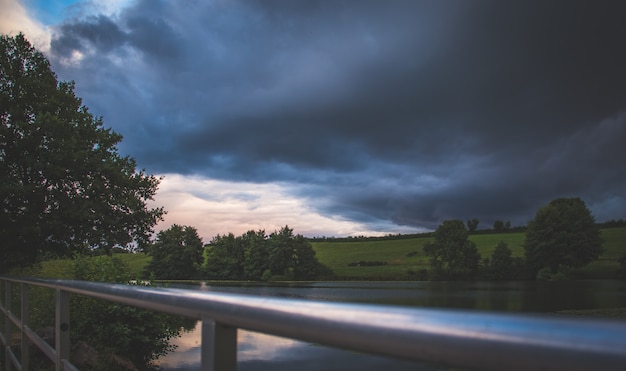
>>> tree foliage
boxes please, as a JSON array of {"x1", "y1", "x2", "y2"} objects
[
  {"x1": 524, "y1": 197, "x2": 603, "y2": 274},
  {"x1": 466, "y1": 218, "x2": 480, "y2": 232},
  {"x1": 18, "y1": 256, "x2": 189, "y2": 370},
  {"x1": 204, "y1": 232, "x2": 246, "y2": 279},
  {"x1": 0, "y1": 34, "x2": 164, "y2": 272},
  {"x1": 423, "y1": 220, "x2": 480, "y2": 279},
  {"x1": 143, "y1": 224, "x2": 204, "y2": 280},
  {"x1": 484, "y1": 241, "x2": 525, "y2": 280},
  {"x1": 206, "y1": 226, "x2": 331, "y2": 280},
  {"x1": 493, "y1": 220, "x2": 511, "y2": 232}
]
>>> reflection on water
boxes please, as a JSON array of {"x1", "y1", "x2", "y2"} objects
[
  {"x1": 157, "y1": 322, "x2": 429, "y2": 371},
  {"x1": 157, "y1": 280, "x2": 626, "y2": 370},
  {"x1": 156, "y1": 324, "x2": 302, "y2": 369}
]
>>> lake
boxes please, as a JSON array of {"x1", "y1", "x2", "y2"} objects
[{"x1": 156, "y1": 280, "x2": 626, "y2": 370}]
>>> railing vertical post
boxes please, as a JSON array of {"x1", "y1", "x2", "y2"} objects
[
  {"x1": 200, "y1": 318, "x2": 237, "y2": 371},
  {"x1": 4, "y1": 280, "x2": 12, "y2": 371},
  {"x1": 55, "y1": 289, "x2": 70, "y2": 371},
  {"x1": 21, "y1": 283, "x2": 30, "y2": 370}
]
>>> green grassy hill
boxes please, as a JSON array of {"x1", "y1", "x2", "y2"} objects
[
  {"x1": 312, "y1": 227, "x2": 626, "y2": 280},
  {"x1": 114, "y1": 252, "x2": 152, "y2": 277},
  {"x1": 111, "y1": 227, "x2": 626, "y2": 280},
  {"x1": 21, "y1": 227, "x2": 624, "y2": 281}
]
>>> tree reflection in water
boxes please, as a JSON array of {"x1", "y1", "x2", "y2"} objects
[{"x1": 156, "y1": 322, "x2": 430, "y2": 371}]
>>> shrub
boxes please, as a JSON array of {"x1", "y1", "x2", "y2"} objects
[{"x1": 16, "y1": 256, "x2": 191, "y2": 370}]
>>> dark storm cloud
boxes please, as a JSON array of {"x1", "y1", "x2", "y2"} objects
[
  {"x1": 52, "y1": 15, "x2": 126, "y2": 53},
  {"x1": 47, "y1": 0, "x2": 626, "y2": 232}
]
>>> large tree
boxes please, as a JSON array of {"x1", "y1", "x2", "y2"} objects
[
  {"x1": 205, "y1": 226, "x2": 330, "y2": 280},
  {"x1": 423, "y1": 220, "x2": 480, "y2": 278},
  {"x1": 0, "y1": 34, "x2": 164, "y2": 273},
  {"x1": 143, "y1": 225, "x2": 204, "y2": 280},
  {"x1": 466, "y1": 218, "x2": 479, "y2": 233},
  {"x1": 205, "y1": 232, "x2": 246, "y2": 280},
  {"x1": 524, "y1": 197, "x2": 603, "y2": 274}
]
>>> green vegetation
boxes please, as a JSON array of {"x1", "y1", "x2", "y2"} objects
[
  {"x1": 11, "y1": 256, "x2": 190, "y2": 370},
  {"x1": 311, "y1": 227, "x2": 625, "y2": 280},
  {"x1": 312, "y1": 237, "x2": 432, "y2": 279},
  {"x1": 579, "y1": 227, "x2": 626, "y2": 278},
  {"x1": 0, "y1": 34, "x2": 163, "y2": 273},
  {"x1": 112, "y1": 227, "x2": 626, "y2": 281},
  {"x1": 114, "y1": 252, "x2": 152, "y2": 276},
  {"x1": 524, "y1": 197, "x2": 603, "y2": 276},
  {"x1": 143, "y1": 224, "x2": 204, "y2": 279},
  {"x1": 203, "y1": 226, "x2": 331, "y2": 281},
  {"x1": 423, "y1": 220, "x2": 480, "y2": 279}
]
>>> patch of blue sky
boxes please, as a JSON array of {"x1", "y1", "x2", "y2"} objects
[
  {"x1": 22, "y1": 0, "x2": 82, "y2": 25},
  {"x1": 22, "y1": 0, "x2": 134, "y2": 25}
]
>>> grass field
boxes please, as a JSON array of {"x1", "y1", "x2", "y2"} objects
[
  {"x1": 311, "y1": 227, "x2": 626, "y2": 279},
  {"x1": 115, "y1": 252, "x2": 152, "y2": 277},
  {"x1": 111, "y1": 227, "x2": 626, "y2": 280}
]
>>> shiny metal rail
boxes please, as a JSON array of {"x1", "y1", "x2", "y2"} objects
[{"x1": 2, "y1": 276, "x2": 626, "y2": 371}]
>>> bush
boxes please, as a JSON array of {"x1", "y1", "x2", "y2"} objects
[{"x1": 16, "y1": 256, "x2": 191, "y2": 370}]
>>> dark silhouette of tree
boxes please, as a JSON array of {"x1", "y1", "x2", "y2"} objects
[
  {"x1": 143, "y1": 225, "x2": 204, "y2": 279},
  {"x1": 466, "y1": 218, "x2": 480, "y2": 232},
  {"x1": 268, "y1": 226, "x2": 296, "y2": 277},
  {"x1": 205, "y1": 233, "x2": 245, "y2": 279},
  {"x1": 524, "y1": 197, "x2": 603, "y2": 275},
  {"x1": 489, "y1": 241, "x2": 514, "y2": 279},
  {"x1": 0, "y1": 34, "x2": 164, "y2": 273},
  {"x1": 205, "y1": 226, "x2": 330, "y2": 280},
  {"x1": 242, "y1": 230, "x2": 270, "y2": 280},
  {"x1": 423, "y1": 220, "x2": 480, "y2": 279}
]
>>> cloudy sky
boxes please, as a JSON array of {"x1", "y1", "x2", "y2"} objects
[{"x1": 2, "y1": 0, "x2": 625, "y2": 240}]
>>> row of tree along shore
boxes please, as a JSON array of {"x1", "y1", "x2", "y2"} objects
[
  {"x1": 143, "y1": 225, "x2": 331, "y2": 281},
  {"x1": 136, "y1": 197, "x2": 623, "y2": 283},
  {"x1": 423, "y1": 197, "x2": 605, "y2": 281}
]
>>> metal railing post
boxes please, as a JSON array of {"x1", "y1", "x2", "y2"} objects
[
  {"x1": 4, "y1": 280, "x2": 12, "y2": 371},
  {"x1": 21, "y1": 283, "x2": 30, "y2": 370},
  {"x1": 55, "y1": 289, "x2": 70, "y2": 371},
  {"x1": 201, "y1": 318, "x2": 237, "y2": 371}
]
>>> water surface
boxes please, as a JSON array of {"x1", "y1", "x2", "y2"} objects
[{"x1": 157, "y1": 280, "x2": 626, "y2": 370}]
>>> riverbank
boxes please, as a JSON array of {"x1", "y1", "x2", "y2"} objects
[{"x1": 114, "y1": 227, "x2": 626, "y2": 280}]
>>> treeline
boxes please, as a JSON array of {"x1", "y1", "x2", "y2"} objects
[
  {"x1": 310, "y1": 219, "x2": 626, "y2": 243},
  {"x1": 309, "y1": 220, "x2": 526, "y2": 242},
  {"x1": 309, "y1": 232, "x2": 432, "y2": 242},
  {"x1": 143, "y1": 225, "x2": 332, "y2": 281},
  {"x1": 205, "y1": 226, "x2": 332, "y2": 280},
  {"x1": 423, "y1": 198, "x2": 606, "y2": 281},
  {"x1": 598, "y1": 219, "x2": 626, "y2": 228}
]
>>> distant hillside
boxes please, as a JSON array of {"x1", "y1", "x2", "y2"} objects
[
  {"x1": 111, "y1": 227, "x2": 626, "y2": 280},
  {"x1": 311, "y1": 227, "x2": 626, "y2": 280}
]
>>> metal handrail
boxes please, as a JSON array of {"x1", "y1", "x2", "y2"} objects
[{"x1": 2, "y1": 276, "x2": 626, "y2": 371}]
